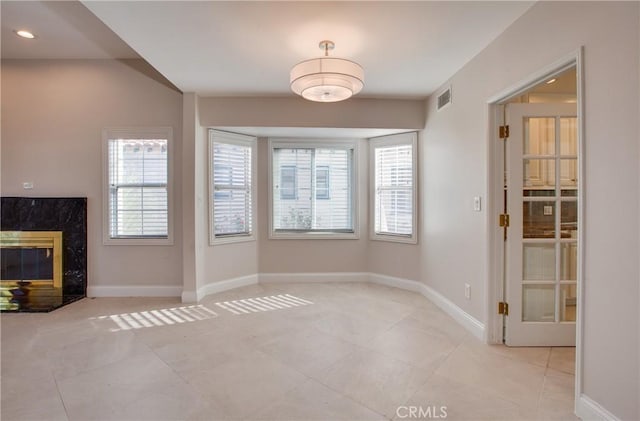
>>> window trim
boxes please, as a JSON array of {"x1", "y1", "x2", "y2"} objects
[
  {"x1": 102, "y1": 127, "x2": 174, "y2": 246},
  {"x1": 209, "y1": 130, "x2": 257, "y2": 245},
  {"x1": 268, "y1": 138, "x2": 359, "y2": 240},
  {"x1": 369, "y1": 132, "x2": 418, "y2": 244}
]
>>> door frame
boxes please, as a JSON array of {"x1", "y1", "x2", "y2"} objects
[{"x1": 485, "y1": 47, "x2": 585, "y2": 407}]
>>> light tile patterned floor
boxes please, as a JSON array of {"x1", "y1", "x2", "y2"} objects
[{"x1": 1, "y1": 282, "x2": 577, "y2": 420}]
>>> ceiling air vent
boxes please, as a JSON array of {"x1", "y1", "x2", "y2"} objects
[{"x1": 437, "y1": 86, "x2": 452, "y2": 111}]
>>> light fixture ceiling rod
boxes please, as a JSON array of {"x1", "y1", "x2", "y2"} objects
[{"x1": 319, "y1": 40, "x2": 335, "y2": 57}]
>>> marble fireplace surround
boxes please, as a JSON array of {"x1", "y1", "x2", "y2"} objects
[{"x1": 1, "y1": 197, "x2": 87, "y2": 312}]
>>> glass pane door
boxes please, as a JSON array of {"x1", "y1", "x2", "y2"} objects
[{"x1": 522, "y1": 117, "x2": 578, "y2": 323}]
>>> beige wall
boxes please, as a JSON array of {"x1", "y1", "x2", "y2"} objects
[
  {"x1": 1, "y1": 59, "x2": 184, "y2": 290},
  {"x1": 181, "y1": 95, "x2": 259, "y2": 300},
  {"x1": 199, "y1": 97, "x2": 426, "y2": 130},
  {"x1": 422, "y1": 2, "x2": 639, "y2": 418},
  {"x1": 181, "y1": 93, "x2": 201, "y2": 298},
  {"x1": 367, "y1": 241, "x2": 421, "y2": 281}
]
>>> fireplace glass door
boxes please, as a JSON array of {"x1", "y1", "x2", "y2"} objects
[{"x1": 0, "y1": 231, "x2": 63, "y2": 288}]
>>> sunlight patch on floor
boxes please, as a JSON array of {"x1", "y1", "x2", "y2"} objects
[
  {"x1": 214, "y1": 294, "x2": 313, "y2": 315},
  {"x1": 92, "y1": 305, "x2": 218, "y2": 331}
]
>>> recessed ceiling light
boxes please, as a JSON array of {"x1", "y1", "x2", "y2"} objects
[
  {"x1": 15, "y1": 30, "x2": 36, "y2": 39},
  {"x1": 546, "y1": 78, "x2": 557, "y2": 85}
]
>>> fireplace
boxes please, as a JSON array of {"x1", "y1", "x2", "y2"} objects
[
  {"x1": 1, "y1": 231, "x2": 63, "y2": 287},
  {"x1": 1, "y1": 197, "x2": 87, "y2": 312}
]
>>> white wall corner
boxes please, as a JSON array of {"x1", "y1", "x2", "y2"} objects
[
  {"x1": 259, "y1": 272, "x2": 370, "y2": 283},
  {"x1": 181, "y1": 290, "x2": 198, "y2": 303},
  {"x1": 575, "y1": 394, "x2": 621, "y2": 421},
  {"x1": 87, "y1": 285, "x2": 183, "y2": 298},
  {"x1": 192, "y1": 274, "x2": 259, "y2": 302}
]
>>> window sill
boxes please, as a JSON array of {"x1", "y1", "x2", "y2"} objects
[
  {"x1": 210, "y1": 234, "x2": 256, "y2": 246},
  {"x1": 370, "y1": 233, "x2": 417, "y2": 245},
  {"x1": 269, "y1": 231, "x2": 359, "y2": 240},
  {"x1": 103, "y1": 237, "x2": 174, "y2": 246}
]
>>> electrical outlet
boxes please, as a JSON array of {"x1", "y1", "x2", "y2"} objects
[
  {"x1": 23, "y1": 182, "x2": 33, "y2": 190},
  {"x1": 544, "y1": 205, "x2": 553, "y2": 216},
  {"x1": 464, "y1": 283, "x2": 471, "y2": 300}
]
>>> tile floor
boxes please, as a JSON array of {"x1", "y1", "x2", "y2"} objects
[{"x1": 1, "y1": 282, "x2": 578, "y2": 420}]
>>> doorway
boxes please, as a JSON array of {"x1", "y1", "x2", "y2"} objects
[{"x1": 487, "y1": 54, "x2": 584, "y2": 351}]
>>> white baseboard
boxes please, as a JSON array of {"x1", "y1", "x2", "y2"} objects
[
  {"x1": 370, "y1": 273, "x2": 485, "y2": 341},
  {"x1": 87, "y1": 285, "x2": 182, "y2": 298},
  {"x1": 420, "y1": 282, "x2": 486, "y2": 341},
  {"x1": 259, "y1": 272, "x2": 369, "y2": 284},
  {"x1": 369, "y1": 273, "x2": 424, "y2": 293},
  {"x1": 576, "y1": 394, "x2": 619, "y2": 421},
  {"x1": 186, "y1": 274, "x2": 259, "y2": 303},
  {"x1": 88, "y1": 272, "x2": 484, "y2": 343}
]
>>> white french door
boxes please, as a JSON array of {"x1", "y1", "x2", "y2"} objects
[{"x1": 504, "y1": 102, "x2": 578, "y2": 346}]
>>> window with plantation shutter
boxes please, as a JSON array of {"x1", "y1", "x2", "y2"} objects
[
  {"x1": 103, "y1": 127, "x2": 173, "y2": 245},
  {"x1": 270, "y1": 140, "x2": 358, "y2": 239},
  {"x1": 370, "y1": 132, "x2": 418, "y2": 243},
  {"x1": 209, "y1": 130, "x2": 257, "y2": 244}
]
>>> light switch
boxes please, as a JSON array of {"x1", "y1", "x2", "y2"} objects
[
  {"x1": 543, "y1": 205, "x2": 553, "y2": 216},
  {"x1": 473, "y1": 196, "x2": 481, "y2": 212}
]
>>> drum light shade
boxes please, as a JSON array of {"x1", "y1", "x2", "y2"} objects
[{"x1": 290, "y1": 41, "x2": 364, "y2": 103}]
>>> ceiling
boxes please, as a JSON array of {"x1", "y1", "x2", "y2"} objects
[
  {"x1": 1, "y1": 1, "x2": 139, "y2": 59},
  {"x1": 3, "y1": 1, "x2": 535, "y2": 100},
  {"x1": 529, "y1": 67, "x2": 577, "y2": 95}
]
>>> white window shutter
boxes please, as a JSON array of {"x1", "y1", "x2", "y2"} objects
[
  {"x1": 108, "y1": 138, "x2": 169, "y2": 238},
  {"x1": 212, "y1": 141, "x2": 253, "y2": 237},
  {"x1": 374, "y1": 143, "x2": 414, "y2": 236}
]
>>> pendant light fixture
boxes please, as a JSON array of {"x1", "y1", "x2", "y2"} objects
[{"x1": 290, "y1": 40, "x2": 364, "y2": 103}]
